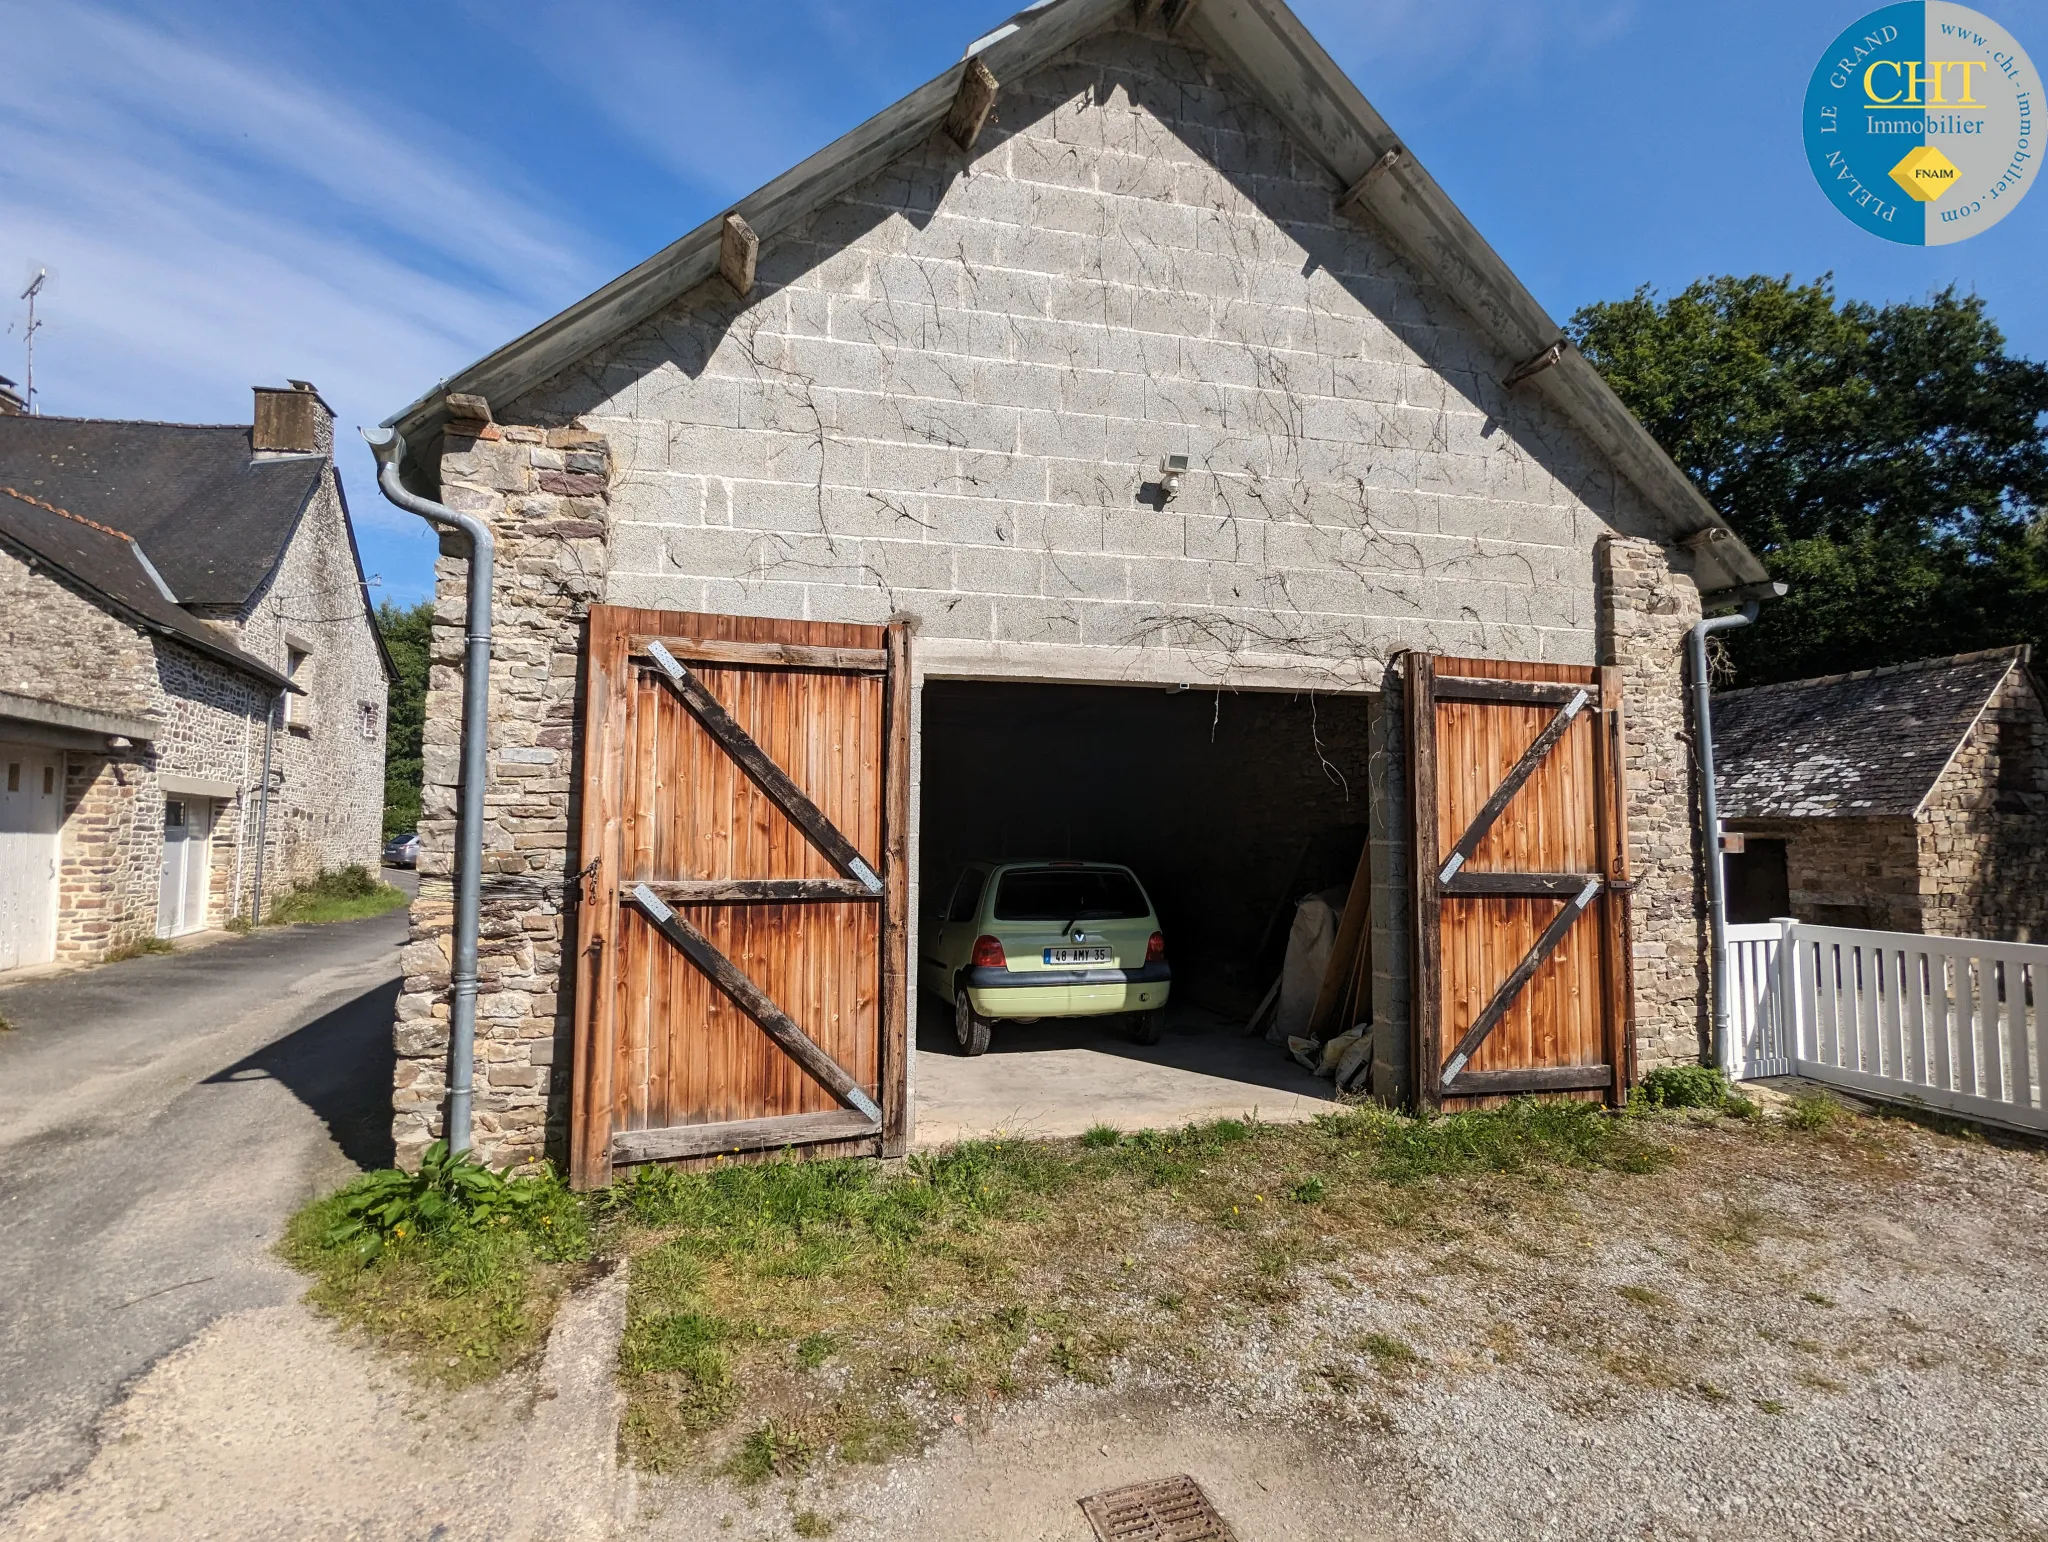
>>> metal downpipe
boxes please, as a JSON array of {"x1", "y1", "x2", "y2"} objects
[
  {"x1": 1688, "y1": 600, "x2": 1760, "y2": 1076},
  {"x1": 365, "y1": 426, "x2": 494, "y2": 1155}
]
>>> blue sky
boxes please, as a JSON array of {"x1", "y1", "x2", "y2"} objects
[{"x1": 4, "y1": 0, "x2": 2044, "y2": 607}]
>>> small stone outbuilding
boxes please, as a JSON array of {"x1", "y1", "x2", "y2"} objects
[
  {"x1": 377, "y1": 0, "x2": 1776, "y2": 1171},
  {"x1": 1715, "y1": 647, "x2": 2048, "y2": 941},
  {"x1": 0, "y1": 384, "x2": 392, "y2": 970}
]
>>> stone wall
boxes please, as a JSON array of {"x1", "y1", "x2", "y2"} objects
[
  {"x1": 1918, "y1": 664, "x2": 2048, "y2": 941},
  {"x1": 1596, "y1": 536, "x2": 1708, "y2": 1069},
  {"x1": 1724, "y1": 815, "x2": 1924, "y2": 932},
  {"x1": 231, "y1": 447, "x2": 390, "y2": 889},
  {"x1": 0, "y1": 542, "x2": 157, "y2": 716},
  {"x1": 390, "y1": 417, "x2": 611, "y2": 1167},
  {"x1": 0, "y1": 542, "x2": 280, "y2": 962}
]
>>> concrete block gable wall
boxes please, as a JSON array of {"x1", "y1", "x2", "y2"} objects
[{"x1": 397, "y1": 21, "x2": 1709, "y2": 1166}]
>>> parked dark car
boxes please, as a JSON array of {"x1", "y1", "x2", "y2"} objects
[{"x1": 382, "y1": 831, "x2": 420, "y2": 868}]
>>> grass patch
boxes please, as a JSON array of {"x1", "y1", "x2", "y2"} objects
[
  {"x1": 1358, "y1": 1332, "x2": 1420, "y2": 1370},
  {"x1": 1321, "y1": 1099, "x2": 1668, "y2": 1183},
  {"x1": 602, "y1": 1100, "x2": 1669, "y2": 1476},
  {"x1": 104, "y1": 935, "x2": 176, "y2": 962},
  {"x1": 266, "y1": 864, "x2": 410, "y2": 927},
  {"x1": 1787, "y1": 1091, "x2": 1847, "y2": 1131},
  {"x1": 281, "y1": 1150, "x2": 589, "y2": 1385}
]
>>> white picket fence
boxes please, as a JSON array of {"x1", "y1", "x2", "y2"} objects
[{"x1": 1725, "y1": 920, "x2": 2048, "y2": 1134}]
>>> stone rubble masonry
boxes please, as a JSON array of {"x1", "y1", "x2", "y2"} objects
[
  {"x1": 1724, "y1": 815, "x2": 1925, "y2": 932},
  {"x1": 1596, "y1": 535, "x2": 1709, "y2": 1071},
  {"x1": 223, "y1": 458, "x2": 390, "y2": 894},
  {"x1": 0, "y1": 441, "x2": 385, "y2": 968},
  {"x1": 1916, "y1": 665, "x2": 2048, "y2": 941},
  {"x1": 405, "y1": 23, "x2": 1717, "y2": 1161},
  {"x1": 391, "y1": 420, "x2": 611, "y2": 1169}
]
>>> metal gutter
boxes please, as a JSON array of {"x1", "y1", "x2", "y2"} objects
[{"x1": 365, "y1": 425, "x2": 494, "y2": 1156}]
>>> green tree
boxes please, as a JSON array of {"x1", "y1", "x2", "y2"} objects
[
  {"x1": 1569, "y1": 275, "x2": 2048, "y2": 684},
  {"x1": 377, "y1": 599, "x2": 432, "y2": 839}
]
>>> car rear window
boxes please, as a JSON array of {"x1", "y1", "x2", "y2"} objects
[{"x1": 992, "y1": 868, "x2": 1148, "y2": 921}]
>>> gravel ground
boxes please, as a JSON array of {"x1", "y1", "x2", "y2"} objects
[{"x1": 1183, "y1": 1113, "x2": 2048, "y2": 1542}]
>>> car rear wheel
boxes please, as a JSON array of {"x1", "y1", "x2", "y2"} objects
[
  {"x1": 954, "y1": 988, "x2": 992, "y2": 1057},
  {"x1": 1129, "y1": 1008, "x2": 1165, "y2": 1046}
]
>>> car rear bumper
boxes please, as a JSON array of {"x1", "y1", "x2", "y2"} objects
[{"x1": 962, "y1": 962, "x2": 1171, "y2": 1020}]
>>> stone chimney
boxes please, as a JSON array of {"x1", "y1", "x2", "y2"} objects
[
  {"x1": 0, "y1": 376, "x2": 23, "y2": 416},
  {"x1": 251, "y1": 380, "x2": 333, "y2": 455}
]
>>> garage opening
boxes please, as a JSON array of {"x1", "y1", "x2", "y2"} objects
[{"x1": 915, "y1": 679, "x2": 1374, "y2": 1143}]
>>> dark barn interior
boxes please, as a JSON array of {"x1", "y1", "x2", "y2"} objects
[{"x1": 918, "y1": 680, "x2": 1371, "y2": 1019}]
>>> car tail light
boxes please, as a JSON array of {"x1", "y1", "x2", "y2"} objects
[
  {"x1": 971, "y1": 934, "x2": 1007, "y2": 968},
  {"x1": 1146, "y1": 931, "x2": 1165, "y2": 963}
]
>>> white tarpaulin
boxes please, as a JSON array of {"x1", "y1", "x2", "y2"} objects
[{"x1": 1268, "y1": 891, "x2": 1339, "y2": 1042}]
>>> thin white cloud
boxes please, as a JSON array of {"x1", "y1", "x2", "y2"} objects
[
  {"x1": 1295, "y1": 0, "x2": 1639, "y2": 97},
  {"x1": 0, "y1": 0, "x2": 610, "y2": 579},
  {"x1": 487, "y1": 0, "x2": 949, "y2": 201}
]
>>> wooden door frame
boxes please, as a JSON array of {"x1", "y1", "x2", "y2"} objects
[
  {"x1": 569, "y1": 605, "x2": 911, "y2": 1189},
  {"x1": 1405, "y1": 653, "x2": 1634, "y2": 1111}
]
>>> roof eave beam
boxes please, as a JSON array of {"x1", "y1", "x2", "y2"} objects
[{"x1": 943, "y1": 58, "x2": 1000, "y2": 152}]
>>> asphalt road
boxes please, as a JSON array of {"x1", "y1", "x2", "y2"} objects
[{"x1": 0, "y1": 890, "x2": 412, "y2": 1513}]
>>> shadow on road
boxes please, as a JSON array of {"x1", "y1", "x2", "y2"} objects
[{"x1": 204, "y1": 978, "x2": 400, "y2": 1172}]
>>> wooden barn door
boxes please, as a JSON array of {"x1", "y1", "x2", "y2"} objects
[
  {"x1": 571, "y1": 606, "x2": 910, "y2": 1188},
  {"x1": 1406, "y1": 654, "x2": 1633, "y2": 1110}
]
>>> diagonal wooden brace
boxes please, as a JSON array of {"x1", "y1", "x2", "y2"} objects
[
  {"x1": 643, "y1": 640, "x2": 884, "y2": 893},
  {"x1": 1438, "y1": 687, "x2": 1588, "y2": 885},
  {"x1": 630, "y1": 884, "x2": 881, "y2": 1123},
  {"x1": 1440, "y1": 876, "x2": 1602, "y2": 1088}
]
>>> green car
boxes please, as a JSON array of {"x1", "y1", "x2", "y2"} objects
[{"x1": 921, "y1": 861, "x2": 1171, "y2": 1056}]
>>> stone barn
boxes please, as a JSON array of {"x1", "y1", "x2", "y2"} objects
[
  {"x1": 378, "y1": 0, "x2": 1773, "y2": 1176},
  {"x1": 1716, "y1": 647, "x2": 2048, "y2": 941}
]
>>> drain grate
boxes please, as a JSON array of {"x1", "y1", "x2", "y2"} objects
[{"x1": 1079, "y1": 1474, "x2": 1239, "y2": 1542}]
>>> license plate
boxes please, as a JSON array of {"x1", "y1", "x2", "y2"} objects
[{"x1": 1043, "y1": 946, "x2": 1112, "y2": 966}]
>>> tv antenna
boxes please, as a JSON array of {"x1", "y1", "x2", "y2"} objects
[{"x1": 20, "y1": 268, "x2": 46, "y2": 416}]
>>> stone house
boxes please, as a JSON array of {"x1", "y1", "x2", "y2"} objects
[
  {"x1": 376, "y1": 0, "x2": 1774, "y2": 1170},
  {"x1": 0, "y1": 383, "x2": 391, "y2": 970},
  {"x1": 1715, "y1": 647, "x2": 2048, "y2": 941}
]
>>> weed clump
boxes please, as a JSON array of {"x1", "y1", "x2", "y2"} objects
[
  {"x1": 282, "y1": 1144, "x2": 588, "y2": 1383},
  {"x1": 1638, "y1": 1064, "x2": 1756, "y2": 1118},
  {"x1": 1787, "y1": 1091, "x2": 1847, "y2": 1131},
  {"x1": 267, "y1": 865, "x2": 409, "y2": 926},
  {"x1": 104, "y1": 935, "x2": 176, "y2": 962}
]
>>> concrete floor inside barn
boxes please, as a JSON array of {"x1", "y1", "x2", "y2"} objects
[{"x1": 908, "y1": 999, "x2": 1337, "y2": 1148}]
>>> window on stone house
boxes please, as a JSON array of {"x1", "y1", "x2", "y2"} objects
[{"x1": 283, "y1": 644, "x2": 311, "y2": 729}]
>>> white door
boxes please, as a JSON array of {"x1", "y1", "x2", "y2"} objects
[
  {"x1": 0, "y1": 744, "x2": 62, "y2": 971},
  {"x1": 156, "y1": 797, "x2": 214, "y2": 938}
]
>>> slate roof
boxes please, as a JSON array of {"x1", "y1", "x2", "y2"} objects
[
  {"x1": 378, "y1": 0, "x2": 1768, "y2": 596},
  {"x1": 0, "y1": 485, "x2": 292, "y2": 690},
  {"x1": 0, "y1": 415, "x2": 324, "y2": 606},
  {"x1": 1713, "y1": 649, "x2": 2028, "y2": 820}
]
